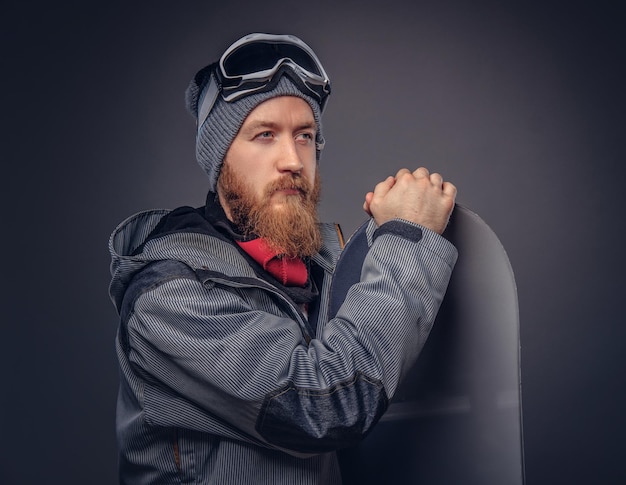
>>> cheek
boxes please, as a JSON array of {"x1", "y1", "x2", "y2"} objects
[
  {"x1": 300, "y1": 149, "x2": 317, "y2": 178},
  {"x1": 305, "y1": 161, "x2": 318, "y2": 190}
]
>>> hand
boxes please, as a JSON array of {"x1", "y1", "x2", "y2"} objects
[{"x1": 363, "y1": 167, "x2": 457, "y2": 235}]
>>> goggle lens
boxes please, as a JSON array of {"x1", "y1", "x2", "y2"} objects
[{"x1": 222, "y1": 41, "x2": 323, "y2": 79}]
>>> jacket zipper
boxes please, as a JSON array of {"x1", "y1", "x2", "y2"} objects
[{"x1": 172, "y1": 428, "x2": 182, "y2": 472}]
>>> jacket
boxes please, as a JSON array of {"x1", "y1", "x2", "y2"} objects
[{"x1": 108, "y1": 199, "x2": 458, "y2": 484}]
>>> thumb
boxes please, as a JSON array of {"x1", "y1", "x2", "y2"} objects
[{"x1": 363, "y1": 192, "x2": 374, "y2": 215}]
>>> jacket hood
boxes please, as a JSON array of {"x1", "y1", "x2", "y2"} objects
[
  {"x1": 108, "y1": 207, "x2": 256, "y2": 314},
  {"x1": 108, "y1": 206, "x2": 342, "y2": 314}
]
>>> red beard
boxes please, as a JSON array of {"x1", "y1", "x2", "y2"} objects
[{"x1": 218, "y1": 163, "x2": 322, "y2": 258}]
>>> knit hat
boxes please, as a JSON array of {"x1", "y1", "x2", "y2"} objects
[{"x1": 185, "y1": 66, "x2": 326, "y2": 192}]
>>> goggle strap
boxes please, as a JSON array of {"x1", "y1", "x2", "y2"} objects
[{"x1": 197, "y1": 75, "x2": 220, "y2": 136}]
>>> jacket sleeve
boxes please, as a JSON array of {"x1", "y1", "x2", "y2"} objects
[{"x1": 122, "y1": 219, "x2": 457, "y2": 456}]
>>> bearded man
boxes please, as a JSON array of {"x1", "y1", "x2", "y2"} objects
[{"x1": 109, "y1": 33, "x2": 458, "y2": 484}]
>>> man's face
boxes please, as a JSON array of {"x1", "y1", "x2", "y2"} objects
[{"x1": 217, "y1": 95, "x2": 322, "y2": 258}]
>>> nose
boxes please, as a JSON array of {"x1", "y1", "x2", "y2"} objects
[{"x1": 276, "y1": 138, "x2": 304, "y2": 174}]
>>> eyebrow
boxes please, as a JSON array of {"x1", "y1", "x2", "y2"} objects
[{"x1": 241, "y1": 120, "x2": 317, "y2": 134}]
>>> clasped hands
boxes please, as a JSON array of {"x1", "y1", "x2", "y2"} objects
[{"x1": 363, "y1": 167, "x2": 457, "y2": 235}]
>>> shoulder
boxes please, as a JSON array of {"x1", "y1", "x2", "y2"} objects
[{"x1": 314, "y1": 222, "x2": 344, "y2": 269}]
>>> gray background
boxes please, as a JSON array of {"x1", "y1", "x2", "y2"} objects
[{"x1": 3, "y1": 1, "x2": 624, "y2": 483}]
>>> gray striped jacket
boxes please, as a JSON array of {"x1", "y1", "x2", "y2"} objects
[{"x1": 108, "y1": 207, "x2": 457, "y2": 484}]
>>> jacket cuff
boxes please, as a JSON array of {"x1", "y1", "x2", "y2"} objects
[
  {"x1": 373, "y1": 220, "x2": 423, "y2": 243},
  {"x1": 373, "y1": 218, "x2": 458, "y2": 268}
]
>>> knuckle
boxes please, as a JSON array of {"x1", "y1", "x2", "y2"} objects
[{"x1": 397, "y1": 172, "x2": 413, "y2": 183}]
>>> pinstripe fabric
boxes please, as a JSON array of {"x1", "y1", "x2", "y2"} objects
[{"x1": 109, "y1": 208, "x2": 457, "y2": 484}]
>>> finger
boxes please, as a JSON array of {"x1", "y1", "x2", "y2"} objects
[
  {"x1": 373, "y1": 175, "x2": 396, "y2": 198},
  {"x1": 395, "y1": 168, "x2": 412, "y2": 179},
  {"x1": 429, "y1": 172, "x2": 444, "y2": 187},
  {"x1": 413, "y1": 167, "x2": 430, "y2": 179},
  {"x1": 442, "y1": 181, "x2": 457, "y2": 198}
]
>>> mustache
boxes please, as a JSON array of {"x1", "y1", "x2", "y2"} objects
[{"x1": 264, "y1": 175, "x2": 311, "y2": 197}]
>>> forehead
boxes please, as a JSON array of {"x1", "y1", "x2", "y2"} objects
[{"x1": 242, "y1": 96, "x2": 315, "y2": 126}]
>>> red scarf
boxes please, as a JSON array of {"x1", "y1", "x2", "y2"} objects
[{"x1": 236, "y1": 239, "x2": 308, "y2": 287}]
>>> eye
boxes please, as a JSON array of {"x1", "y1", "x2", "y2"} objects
[
  {"x1": 296, "y1": 132, "x2": 314, "y2": 144},
  {"x1": 257, "y1": 131, "x2": 273, "y2": 139}
]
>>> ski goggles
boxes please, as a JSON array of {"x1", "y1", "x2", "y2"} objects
[{"x1": 197, "y1": 33, "x2": 331, "y2": 132}]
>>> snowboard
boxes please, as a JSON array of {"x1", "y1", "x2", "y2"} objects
[{"x1": 333, "y1": 205, "x2": 525, "y2": 485}]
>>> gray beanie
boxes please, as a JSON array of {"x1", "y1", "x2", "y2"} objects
[{"x1": 185, "y1": 69, "x2": 325, "y2": 192}]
